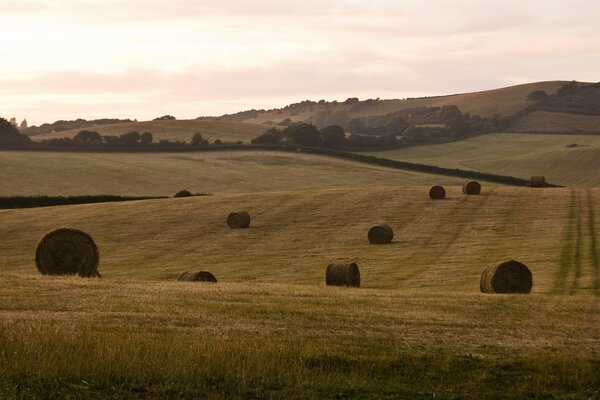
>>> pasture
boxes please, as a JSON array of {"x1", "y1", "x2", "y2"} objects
[
  {"x1": 365, "y1": 132, "x2": 600, "y2": 187},
  {"x1": 0, "y1": 185, "x2": 599, "y2": 398},
  {"x1": 0, "y1": 150, "x2": 486, "y2": 196},
  {"x1": 31, "y1": 119, "x2": 267, "y2": 143}
]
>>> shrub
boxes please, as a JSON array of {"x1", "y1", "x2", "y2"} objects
[{"x1": 174, "y1": 190, "x2": 193, "y2": 198}]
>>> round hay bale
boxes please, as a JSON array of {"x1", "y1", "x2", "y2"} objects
[
  {"x1": 429, "y1": 185, "x2": 446, "y2": 200},
  {"x1": 480, "y1": 260, "x2": 532, "y2": 294},
  {"x1": 368, "y1": 224, "x2": 393, "y2": 244},
  {"x1": 35, "y1": 228, "x2": 100, "y2": 278},
  {"x1": 227, "y1": 211, "x2": 251, "y2": 229},
  {"x1": 326, "y1": 263, "x2": 360, "y2": 287},
  {"x1": 178, "y1": 271, "x2": 217, "y2": 283},
  {"x1": 530, "y1": 176, "x2": 546, "y2": 188},
  {"x1": 462, "y1": 180, "x2": 481, "y2": 195}
]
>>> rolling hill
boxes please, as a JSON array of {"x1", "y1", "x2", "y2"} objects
[
  {"x1": 364, "y1": 132, "x2": 600, "y2": 187},
  {"x1": 31, "y1": 119, "x2": 268, "y2": 144},
  {"x1": 0, "y1": 150, "x2": 483, "y2": 196}
]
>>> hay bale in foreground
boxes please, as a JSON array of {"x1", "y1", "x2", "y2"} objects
[
  {"x1": 530, "y1": 176, "x2": 546, "y2": 188},
  {"x1": 227, "y1": 211, "x2": 251, "y2": 229},
  {"x1": 35, "y1": 228, "x2": 100, "y2": 278},
  {"x1": 178, "y1": 271, "x2": 217, "y2": 283},
  {"x1": 368, "y1": 224, "x2": 393, "y2": 244},
  {"x1": 480, "y1": 260, "x2": 532, "y2": 294},
  {"x1": 429, "y1": 186, "x2": 446, "y2": 200},
  {"x1": 462, "y1": 181, "x2": 481, "y2": 195},
  {"x1": 326, "y1": 263, "x2": 360, "y2": 287}
]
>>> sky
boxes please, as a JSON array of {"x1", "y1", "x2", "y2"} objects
[{"x1": 1, "y1": 0, "x2": 599, "y2": 126}]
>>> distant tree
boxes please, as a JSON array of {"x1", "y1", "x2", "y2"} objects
[
  {"x1": 252, "y1": 128, "x2": 282, "y2": 145},
  {"x1": 119, "y1": 131, "x2": 141, "y2": 145},
  {"x1": 140, "y1": 131, "x2": 153, "y2": 145},
  {"x1": 73, "y1": 130, "x2": 102, "y2": 145},
  {"x1": 153, "y1": 115, "x2": 176, "y2": 121},
  {"x1": 214, "y1": 139, "x2": 222, "y2": 145},
  {"x1": 346, "y1": 118, "x2": 365, "y2": 134},
  {"x1": 344, "y1": 97, "x2": 359, "y2": 104},
  {"x1": 0, "y1": 117, "x2": 32, "y2": 147},
  {"x1": 527, "y1": 90, "x2": 549, "y2": 102},
  {"x1": 191, "y1": 133, "x2": 208, "y2": 146},
  {"x1": 283, "y1": 123, "x2": 323, "y2": 146},
  {"x1": 385, "y1": 116, "x2": 409, "y2": 134},
  {"x1": 9, "y1": 117, "x2": 17, "y2": 126},
  {"x1": 102, "y1": 135, "x2": 121, "y2": 145},
  {"x1": 19, "y1": 119, "x2": 28, "y2": 130},
  {"x1": 320, "y1": 125, "x2": 345, "y2": 148}
]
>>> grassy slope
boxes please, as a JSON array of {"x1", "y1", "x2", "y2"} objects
[
  {"x1": 0, "y1": 151, "x2": 484, "y2": 197},
  {"x1": 239, "y1": 81, "x2": 567, "y2": 124},
  {"x1": 0, "y1": 186, "x2": 599, "y2": 398},
  {"x1": 32, "y1": 119, "x2": 268, "y2": 143},
  {"x1": 365, "y1": 133, "x2": 600, "y2": 187},
  {"x1": 512, "y1": 110, "x2": 600, "y2": 133}
]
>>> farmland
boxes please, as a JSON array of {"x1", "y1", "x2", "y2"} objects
[
  {"x1": 0, "y1": 185, "x2": 598, "y2": 398},
  {"x1": 0, "y1": 150, "x2": 492, "y2": 197},
  {"x1": 365, "y1": 132, "x2": 600, "y2": 187}
]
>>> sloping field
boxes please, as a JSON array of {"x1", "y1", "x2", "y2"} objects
[
  {"x1": 511, "y1": 110, "x2": 600, "y2": 133},
  {"x1": 366, "y1": 133, "x2": 600, "y2": 187},
  {"x1": 236, "y1": 81, "x2": 567, "y2": 125},
  {"x1": 32, "y1": 119, "x2": 267, "y2": 143},
  {"x1": 1, "y1": 187, "x2": 598, "y2": 398},
  {"x1": 1, "y1": 186, "x2": 598, "y2": 293},
  {"x1": 0, "y1": 151, "x2": 481, "y2": 197}
]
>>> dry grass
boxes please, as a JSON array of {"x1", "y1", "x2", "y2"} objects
[
  {"x1": 365, "y1": 132, "x2": 600, "y2": 187},
  {"x1": 0, "y1": 150, "x2": 482, "y2": 196},
  {"x1": 1, "y1": 186, "x2": 598, "y2": 294},
  {"x1": 32, "y1": 119, "x2": 268, "y2": 143},
  {"x1": 0, "y1": 186, "x2": 599, "y2": 398}
]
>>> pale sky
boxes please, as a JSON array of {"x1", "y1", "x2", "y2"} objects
[{"x1": 1, "y1": 0, "x2": 599, "y2": 125}]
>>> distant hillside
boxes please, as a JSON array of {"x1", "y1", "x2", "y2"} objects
[
  {"x1": 31, "y1": 119, "x2": 268, "y2": 144},
  {"x1": 221, "y1": 81, "x2": 600, "y2": 135},
  {"x1": 23, "y1": 118, "x2": 133, "y2": 136}
]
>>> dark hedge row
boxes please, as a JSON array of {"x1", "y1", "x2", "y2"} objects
[{"x1": 0, "y1": 195, "x2": 166, "y2": 209}]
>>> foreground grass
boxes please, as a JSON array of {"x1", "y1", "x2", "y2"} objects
[{"x1": 0, "y1": 276, "x2": 598, "y2": 399}]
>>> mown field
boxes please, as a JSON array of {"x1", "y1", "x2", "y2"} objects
[
  {"x1": 31, "y1": 119, "x2": 267, "y2": 143},
  {"x1": 0, "y1": 186, "x2": 598, "y2": 398},
  {"x1": 511, "y1": 111, "x2": 600, "y2": 134},
  {"x1": 365, "y1": 132, "x2": 600, "y2": 187},
  {"x1": 0, "y1": 150, "x2": 487, "y2": 197}
]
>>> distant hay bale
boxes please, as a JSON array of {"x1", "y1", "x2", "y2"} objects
[
  {"x1": 368, "y1": 224, "x2": 393, "y2": 244},
  {"x1": 326, "y1": 263, "x2": 360, "y2": 287},
  {"x1": 462, "y1": 181, "x2": 481, "y2": 195},
  {"x1": 429, "y1": 186, "x2": 446, "y2": 200},
  {"x1": 480, "y1": 260, "x2": 532, "y2": 294},
  {"x1": 530, "y1": 176, "x2": 546, "y2": 188},
  {"x1": 35, "y1": 228, "x2": 100, "y2": 278},
  {"x1": 178, "y1": 271, "x2": 217, "y2": 283},
  {"x1": 227, "y1": 211, "x2": 251, "y2": 229}
]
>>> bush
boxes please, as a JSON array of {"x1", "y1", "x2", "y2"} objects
[
  {"x1": 174, "y1": 190, "x2": 193, "y2": 198},
  {"x1": 320, "y1": 125, "x2": 346, "y2": 148},
  {"x1": 73, "y1": 130, "x2": 102, "y2": 145},
  {"x1": 284, "y1": 123, "x2": 323, "y2": 146},
  {"x1": 191, "y1": 133, "x2": 208, "y2": 146},
  {"x1": 154, "y1": 115, "x2": 176, "y2": 121}
]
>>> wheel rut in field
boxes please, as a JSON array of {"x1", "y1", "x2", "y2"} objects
[{"x1": 587, "y1": 190, "x2": 599, "y2": 293}]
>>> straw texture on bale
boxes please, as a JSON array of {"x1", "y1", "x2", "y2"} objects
[
  {"x1": 178, "y1": 271, "x2": 217, "y2": 283},
  {"x1": 480, "y1": 260, "x2": 532, "y2": 294},
  {"x1": 227, "y1": 211, "x2": 251, "y2": 229},
  {"x1": 462, "y1": 181, "x2": 481, "y2": 195},
  {"x1": 326, "y1": 263, "x2": 360, "y2": 287},
  {"x1": 530, "y1": 176, "x2": 546, "y2": 188},
  {"x1": 368, "y1": 224, "x2": 393, "y2": 244},
  {"x1": 35, "y1": 228, "x2": 100, "y2": 278},
  {"x1": 429, "y1": 186, "x2": 446, "y2": 200}
]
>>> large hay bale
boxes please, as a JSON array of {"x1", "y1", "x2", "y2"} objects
[
  {"x1": 429, "y1": 185, "x2": 446, "y2": 200},
  {"x1": 462, "y1": 180, "x2": 481, "y2": 195},
  {"x1": 227, "y1": 211, "x2": 251, "y2": 229},
  {"x1": 35, "y1": 228, "x2": 100, "y2": 278},
  {"x1": 368, "y1": 224, "x2": 393, "y2": 244},
  {"x1": 326, "y1": 263, "x2": 360, "y2": 287},
  {"x1": 480, "y1": 260, "x2": 532, "y2": 294},
  {"x1": 178, "y1": 271, "x2": 217, "y2": 283},
  {"x1": 530, "y1": 176, "x2": 546, "y2": 188}
]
